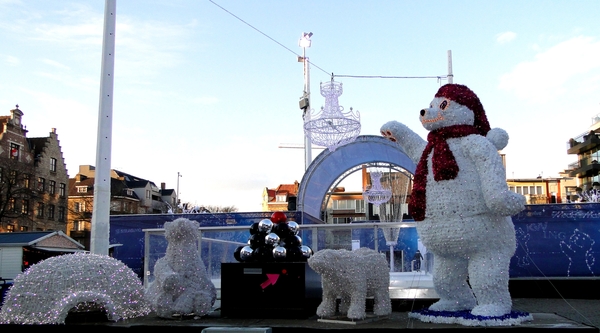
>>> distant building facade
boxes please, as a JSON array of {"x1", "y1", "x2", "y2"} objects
[
  {"x1": 0, "y1": 106, "x2": 69, "y2": 233},
  {"x1": 262, "y1": 181, "x2": 299, "y2": 212},
  {"x1": 566, "y1": 113, "x2": 600, "y2": 198},
  {"x1": 506, "y1": 175, "x2": 575, "y2": 204},
  {"x1": 68, "y1": 165, "x2": 176, "y2": 249}
]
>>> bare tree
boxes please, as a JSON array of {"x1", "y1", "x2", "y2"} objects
[
  {"x1": 180, "y1": 202, "x2": 238, "y2": 213},
  {"x1": 0, "y1": 156, "x2": 36, "y2": 231},
  {"x1": 204, "y1": 205, "x2": 238, "y2": 213}
]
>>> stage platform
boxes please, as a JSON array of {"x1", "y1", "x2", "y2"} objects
[
  {"x1": 2, "y1": 273, "x2": 599, "y2": 331},
  {"x1": 1, "y1": 298, "x2": 598, "y2": 332}
]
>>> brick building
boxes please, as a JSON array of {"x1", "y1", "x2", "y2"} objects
[
  {"x1": 0, "y1": 106, "x2": 69, "y2": 233},
  {"x1": 68, "y1": 165, "x2": 176, "y2": 249},
  {"x1": 262, "y1": 181, "x2": 299, "y2": 212}
]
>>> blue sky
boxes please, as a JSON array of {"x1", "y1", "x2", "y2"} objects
[{"x1": 1, "y1": 0, "x2": 599, "y2": 212}]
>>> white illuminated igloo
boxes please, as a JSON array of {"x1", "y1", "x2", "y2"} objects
[{"x1": 0, "y1": 252, "x2": 150, "y2": 324}]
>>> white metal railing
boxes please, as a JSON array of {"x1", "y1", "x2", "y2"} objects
[{"x1": 142, "y1": 221, "x2": 419, "y2": 286}]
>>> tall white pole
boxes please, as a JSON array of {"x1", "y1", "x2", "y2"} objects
[
  {"x1": 303, "y1": 47, "x2": 312, "y2": 171},
  {"x1": 90, "y1": 0, "x2": 116, "y2": 255},
  {"x1": 447, "y1": 50, "x2": 453, "y2": 84}
]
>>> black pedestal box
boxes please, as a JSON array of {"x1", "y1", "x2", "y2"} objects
[{"x1": 220, "y1": 262, "x2": 322, "y2": 319}]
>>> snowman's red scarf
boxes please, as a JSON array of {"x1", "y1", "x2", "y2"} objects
[{"x1": 409, "y1": 125, "x2": 480, "y2": 221}]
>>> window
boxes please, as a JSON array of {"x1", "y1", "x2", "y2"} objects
[
  {"x1": 58, "y1": 206, "x2": 65, "y2": 222},
  {"x1": 6, "y1": 224, "x2": 14, "y2": 232},
  {"x1": 9, "y1": 142, "x2": 19, "y2": 160},
  {"x1": 7, "y1": 198, "x2": 15, "y2": 212},
  {"x1": 111, "y1": 201, "x2": 120, "y2": 211},
  {"x1": 50, "y1": 158, "x2": 57, "y2": 172},
  {"x1": 333, "y1": 200, "x2": 356, "y2": 210},
  {"x1": 47, "y1": 205, "x2": 55, "y2": 220},
  {"x1": 77, "y1": 186, "x2": 88, "y2": 193},
  {"x1": 355, "y1": 200, "x2": 366, "y2": 213},
  {"x1": 49, "y1": 180, "x2": 56, "y2": 195},
  {"x1": 372, "y1": 204, "x2": 381, "y2": 216},
  {"x1": 276, "y1": 194, "x2": 287, "y2": 202},
  {"x1": 23, "y1": 174, "x2": 30, "y2": 189},
  {"x1": 333, "y1": 217, "x2": 352, "y2": 224},
  {"x1": 59, "y1": 183, "x2": 66, "y2": 198},
  {"x1": 529, "y1": 186, "x2": 536, "y2": 195},
  {"x1": 146, "y1": 190, "x2": 151, "y2": 199},
  {"x1": 75, "y1": 220, "x2": 87, "y2": 231},
  {"x1": 37, "y1": 177, "x2": 45, "y2": 192},
  {"x1": 19, "y1": 226, "x2": 27, "y2": 232},
  {"x1": 536, "y1": 186, "x2": 543, "y2": 195},
  {"x1": 9, "y1": 170, "x2": 16, "y2": 184},
  {"x1": 509, "y1": 186, "x2": 515, "y2": 193},
  {"x1": 74, "y1": 202, "x2": 85, "y2": 212},
  {"x1": 36, "y1": 202, "x2": 44, "y2": 218},
  {"x1": 523, "y1": 186, "x2": 529, "y2": 195},
  {"x1": 516, "y1": 187, "x2": 523, "y2": 194},
  {"x1": 21, "y1": 199, "x2": 29, "y2": 215}
]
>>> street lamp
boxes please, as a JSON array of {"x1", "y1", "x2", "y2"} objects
[
  {"x1": 299, "y1": 32, "x2": 313, "y2": 171},
  {"x1": 176, "y1": 172, "x2": 182, "y2": 212}
]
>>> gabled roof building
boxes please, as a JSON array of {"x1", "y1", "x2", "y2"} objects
[
  {"x1": 0, "y1": 231, "x2": 84, "y2": 280},
  {"x1": 68, "y1": 165, "x2": 175, "y2": 249},
  {"x1": 262, "y1": 181, "x2": 299, "y2": 212},
  {"x1": 0, "y1": 106, "x2": 69, "y2": 233}
]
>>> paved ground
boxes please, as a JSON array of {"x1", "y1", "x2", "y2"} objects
[{"x1": 512, "y1": 298, "x2": 600, "y2": 329}]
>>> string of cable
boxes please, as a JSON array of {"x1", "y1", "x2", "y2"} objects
[{"x1": 208, "y1": 0, "x2": 447, "y2": 81}]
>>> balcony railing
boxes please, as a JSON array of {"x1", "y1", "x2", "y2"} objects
[
  {"x1": 568, "y1": 155, "x2": 600, "y2": 171},
  {"x1": 566, "y1": 113, "x2": 600, "y2": 149}
]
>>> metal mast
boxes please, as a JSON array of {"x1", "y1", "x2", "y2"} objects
[{"x1": 90, "y1": 0, "x2": 116, "y2": 255}]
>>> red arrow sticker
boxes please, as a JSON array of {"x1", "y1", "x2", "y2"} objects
[{"x1": 260, "y1": 274, "x2": 280, "y2": 289}]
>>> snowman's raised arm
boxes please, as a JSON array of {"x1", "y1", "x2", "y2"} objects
[{"x1": 380, "y1": 120, "x2": 427, "y2": 164}]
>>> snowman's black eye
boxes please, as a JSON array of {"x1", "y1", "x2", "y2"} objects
[{"x1": 439, "y1": 99, "x2": 449, "y2": 110}]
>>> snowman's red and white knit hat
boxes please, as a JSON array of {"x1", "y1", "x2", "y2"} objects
[{"x1": 435, "y1": 84, "x2": 491, "y2": 136}]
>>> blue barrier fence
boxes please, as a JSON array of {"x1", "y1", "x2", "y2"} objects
[
  {"x1": 510, "y1": 203, "x2": 600, "y2": 278},
  {"x1": 109, "y1": 204, "x2": 600, "y2": 281}
]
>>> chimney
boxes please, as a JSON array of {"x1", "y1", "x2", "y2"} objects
[{"x1": 161, "y1": 182, "x2": 166, "y2": 190}]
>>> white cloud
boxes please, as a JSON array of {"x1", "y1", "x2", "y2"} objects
[
  {"x1": 192, "y1": 96, "x2": 219, "y2": 105},
  {"x1": 3, "y1": 55, "x2": 20, "y2": 66},
  {"x1": 113, "y1": 17, "x2": 192, "y2": 80},
  {"x1": 8, "y1": 4, "x2": 193, "y2": 82},
  {"x1": 41, "y1": 58, "x2": 70, "y2": 70},
  {"x1": 0, "y1": 0, "x2": 22, "y2": 6},
  {"x1": 498, "y1": 36, "x2": 600, "y2": 103},
  {"x1": 496, "y1": 31, "x2": 516, "y2": 44}
]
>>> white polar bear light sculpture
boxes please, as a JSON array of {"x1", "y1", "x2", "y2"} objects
[
  {"x1": 307, "y1": 248, "x2": 391, "y2": 320},
  {"x1": 381, "y1": 84, "x2": 531, "y2": 325},
  {"x1": 145, "y1": 218, "x2": 217, "y2": 318}
]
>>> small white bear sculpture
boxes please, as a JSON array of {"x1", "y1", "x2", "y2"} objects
[
  {"x1": 380, "y1": 84, "x2": 526, "y2": 318},
  {"x1": 145, "y1": 218, "x2": 217, "y2": 318},
  {"x1": 308, "y1": 247, "x2": 391, "y2": 320}
]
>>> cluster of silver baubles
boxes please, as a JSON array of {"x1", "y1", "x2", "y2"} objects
[{"x1": 234, "y1": 212, "x2": 313, "y2": 262}]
